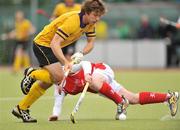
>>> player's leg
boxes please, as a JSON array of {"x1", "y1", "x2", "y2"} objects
[
  {"x1": 13, "y1": 45, "x2": 23, "y2": 72},
  {"x1": 17, "y1": 62, "x2": 64, "y2": 122},
  {"x1": 48, "y1": 84, "x2": 66, "y2": 121},
  {"x1": 12, "y1": 81, "x2": 52, "y2": 122},
  {"x1": 21, "y1": 66, "x2": 54, "y2": 95},
  {"x1": 12, "y1": 43, "x2": 65, "y2": 122},
  {"x1": 119, "y1": 88, "x2": 175, "y2": 105},
  {"x1": 90, "y1": 73, "x2": 128, "y2": 120},
  {"x1": 22, "y1": 51, "x2": 30, "y2": 68},
  {"x1": 21, "y1": 41, "x2": 31, "y2": 69},
  {"x1": 21, "y1": 43, "x2": 64, "y2": 95},
  {"x1": 91, "y1": 73, "x2": 123, "y2": 104},
  {"x1": 118, "y1": 87, "x2": 179, "y2": 116}
]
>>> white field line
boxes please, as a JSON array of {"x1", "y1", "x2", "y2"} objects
[
  {"x1": 0, "y1": 95, "x2": 100, "y2": 101},
  {"x1": 160, "y1": 114, "x2": 173, "y2": 121},
  {"x1": 160, "y1": 114, "x2": 180, "y2": 120}
]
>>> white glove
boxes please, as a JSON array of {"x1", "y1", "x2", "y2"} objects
[{"x1": 71, "y1": 52, "x2": 84, "y2": 64}]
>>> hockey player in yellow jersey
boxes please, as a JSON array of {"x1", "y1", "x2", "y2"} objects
[
  {"x1": 34, "y1": 11, "x2": 96, "y2": 48},
  {"x1": 2, "y1": 10, "x2": 35, "y2": 73},
  {"x1": 12, "y1": 0, "x2": 107, "y2": 123},
  {"x1": 50, "y1": 0, "x2": 81, "y2": 61}
]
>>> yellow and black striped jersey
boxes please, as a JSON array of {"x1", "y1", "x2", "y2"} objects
[
  {"x1": 52, "y1": 3, "x2": 81, "y2": 17},
  {"x1": 15, "y1": 19, "x2": 31, "y2": 41},
  {"x1": 34, "y1": 11, "x2": 96, "y2": 48}
]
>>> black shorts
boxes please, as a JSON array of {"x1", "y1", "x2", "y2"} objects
[
  {"x1": 33, "y1": 43, "x2": 58, "y2": 67},
  {"x1": 15, "y1": 40, "x2": 29, "y2": 51},
  {"x1": 62, "y1": 41, "x2": 76, "y2": 55}
]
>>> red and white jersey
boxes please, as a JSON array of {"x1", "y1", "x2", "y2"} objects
[
  {"x1": 63, "y1": 61, "x2": 122, "y2": 95},
  {"x1": 63, "y1": 68, "x2": 85, "y2": 95}
]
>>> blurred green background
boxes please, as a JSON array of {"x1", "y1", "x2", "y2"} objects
[{"x1": 0, "y1": 0, "x2": 179, "y2": 65}]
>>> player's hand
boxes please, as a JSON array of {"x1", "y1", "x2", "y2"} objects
[
  {"x1": 71, "y1": 52, "x2": 84, "y2": 64},
  {"x1": 64, "y1": 61, "x2": 72, "y2": 72},
  {"x1": 84, "y1": 73, "x2": 92, "y2": 84}
]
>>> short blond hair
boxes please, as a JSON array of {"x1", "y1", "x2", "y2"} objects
[{"x1": 81, "y1": 0, "x2": 106, "y2": 16}]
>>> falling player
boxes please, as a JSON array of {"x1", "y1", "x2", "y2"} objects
[{"x1": 48, "y1": 61, "x2": 179, "y2": 121}]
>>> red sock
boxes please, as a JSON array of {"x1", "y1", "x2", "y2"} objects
[
  {"x1": 139, "y1": 92, "x2": 168, "y2": 105},
  {"x1": 99, "y1": 82, "x2": 123, "y2": 104}
]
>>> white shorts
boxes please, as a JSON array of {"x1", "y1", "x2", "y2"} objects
[{"x1": 93, "y1": 63, "x2": 122, "y2": 92}]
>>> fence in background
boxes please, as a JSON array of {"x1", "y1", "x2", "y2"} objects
[{"x1": 76, "y1": 39, "x2": 167, "y2": 68}]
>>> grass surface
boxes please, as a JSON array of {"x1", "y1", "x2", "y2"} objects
[{"x1": 0, "y1": 69, "x2": 180, "y2": 130}]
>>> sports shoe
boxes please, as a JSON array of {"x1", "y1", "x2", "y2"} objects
[
  {"x1": 21, "y1": 67, "x2": 36, "y2": 95},
  {"x1": 48, "y1": 115, "x2": 58, "y2": 121},
  {"x1": 115, "y1": 96, "x2": 129, "y2": 120},
  {"x1": 12, "y1": 105, "x2": 37, "y2": 123},
  {"x1": 168, "y1": 91, "x2": 179, "y2": 117}
]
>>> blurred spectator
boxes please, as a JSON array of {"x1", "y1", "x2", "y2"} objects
[
  {"x1": 116, "y1": 20, "x2": 131, "y2": 39},
  {"x1": 1, "y1": 10, "x2": 35, "y2": 73},
  {"x1": 51, "y1": 0, "x2": 81, "y2": 21},
  {"x1": 157, "y1": 18, "x2": 168, "y2": 39},
  {"x1": 51, "y1": 0, "x2": 81, "y2": 61},
  {"x1": 158, "y1": 16, "x2": 180, "y2": 67},
  {"x1": 96, "y1": 20, "x2": 108, "y2": 39},
  {"x1": 137, "y1": 15, "x2": 154, "y2": 39},
  {"x1": 176, "y1": 17, "x2": 180, "y2": 29}
]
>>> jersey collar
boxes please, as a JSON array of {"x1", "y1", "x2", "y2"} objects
[{"x1": 79, "y1": 11, "x2": 86, "y2": 28}]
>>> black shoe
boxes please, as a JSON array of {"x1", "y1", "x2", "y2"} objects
[
  {"x1": 21, "y1": 67, "x2": 36, "y2": 95},
  {"x1": 115, "y1": 96, "x2": 129, "y2": 120},
  {"x1": 168, "y1": 91, "x2": 179, "y2": 117},
  {"x1": 12, "y1": 105, "x2": 37, "y2": 123}
]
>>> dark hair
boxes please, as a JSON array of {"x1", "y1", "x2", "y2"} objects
[{"x1": 81, "y1": 0, "x2": 106, "y2": 16}]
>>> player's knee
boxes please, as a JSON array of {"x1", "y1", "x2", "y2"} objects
[
  {"x1": 92, "y1": 73, "x2": 106, "y2": 83},
  {"x1": 53, "y1": 74, "x2": 64, "y2": 85},
  {"x1": 38, "y1": 81, "x2": 52, "y2": 90}
]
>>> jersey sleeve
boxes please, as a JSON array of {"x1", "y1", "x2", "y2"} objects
[
  {"x1": 80, "y1": 61, "x2": 92, "y2": 74},
  {"x1": 85, "y1": 25, "x2": 96, "y2": 37}
]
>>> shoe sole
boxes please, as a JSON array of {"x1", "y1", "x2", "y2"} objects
[
  {"x1": 20, "y1": 67, "x2": 36, "y2": 95},
  {"x1": 23, "y1": 120, "x2": 37, "y2": 123}
]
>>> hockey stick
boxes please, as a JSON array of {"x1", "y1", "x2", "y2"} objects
[
  {"x1": 36, "y1": 9, "x2": 50, "y2": 19},
  {"x1": 58, "y1": 60, "x2": 76, "y2": 94},
  {"x1": 58, "y1": 69, "x2": 70, "y2": 94},
  {"x1": 160, "y1": 17, "x2": 177, "y2": 27},
  {"x1": 70, "y1": 82, "x2": 90, "y2": 124}
]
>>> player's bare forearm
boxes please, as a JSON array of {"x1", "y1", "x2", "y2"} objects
[
  {"x1": 82, "y1": 37, "x2": 95, "y2": 55},
  {"x1": 50, "y1": 34, "x2": 68, "y2": 65}
]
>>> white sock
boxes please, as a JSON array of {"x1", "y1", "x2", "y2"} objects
[{"x1": 52, "y1": 84, "x2": 65, "y2": 117}]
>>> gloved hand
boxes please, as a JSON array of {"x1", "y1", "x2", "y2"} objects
[{"x1": 71, "y1": 52, "x2": 84, "y2": 64}]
